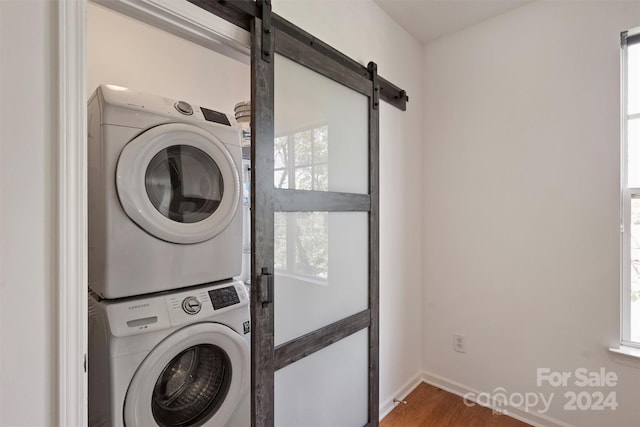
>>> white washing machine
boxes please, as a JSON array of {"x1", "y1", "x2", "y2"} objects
[
  {"x1": 89, "y1": 280, "x2": 251, "y2": 427},
  {"x1": 88, "y1": 85, "x2": 243, "y2": 299}
]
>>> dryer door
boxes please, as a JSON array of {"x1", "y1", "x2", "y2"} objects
[
  {"x1": 124, "y1": 322, "x2": 249, "y2": 427},
  {"x1": 117, "y1": 123, "x2": 240, "y2": 244}
]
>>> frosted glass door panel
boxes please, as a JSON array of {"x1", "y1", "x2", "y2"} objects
[
  {"x1": 274, "y1": 329, "x2": 368, "y2": 427},
  {"x1": 274, "y1": 54, "x2": 368, "y2": 194},
  {"x1": 274, "y1": 211, "x2": 368, "y2": 346}
]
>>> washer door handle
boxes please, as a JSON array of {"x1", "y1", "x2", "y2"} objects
[{"x1": 259, "y1": 267, "x2": 273, "y2": 307}]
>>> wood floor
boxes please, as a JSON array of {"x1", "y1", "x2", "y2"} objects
[{"x1": 381, "y1": 383, "x2": 530, "y2": 427}]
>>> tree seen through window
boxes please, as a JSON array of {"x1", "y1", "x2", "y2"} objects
[{"x1": 274, "y1": 125, "x2": 329, "y2": 281}]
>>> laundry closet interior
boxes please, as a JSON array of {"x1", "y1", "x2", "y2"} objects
[
  {"x1": 86, "y1": 1, "x2": 407, "y2": 426},
  {"x1": 87, "y1": 3, "x2": 253, "y2": 426}
]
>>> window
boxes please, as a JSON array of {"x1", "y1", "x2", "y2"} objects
[
  {"x1": 622, "y1": 30, "x2": 640, "y2": 346},
  {"x1": 274, "y1": 211, "x2": 328, "y2": 282},
  {"x1": 274, "y1": 125, "x2": 330, "y2": 282},
  {"x1": 274, "y1": 125, "x2": 329, "y2": 191}
]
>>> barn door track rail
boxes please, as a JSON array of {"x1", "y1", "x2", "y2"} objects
[{"x1": 187, "y1": 0, "x2": 409, "y2": 111}]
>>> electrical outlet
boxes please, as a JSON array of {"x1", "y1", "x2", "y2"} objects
[{"x1": 454, "y1": 333, "x2": 466, "y2": 353}]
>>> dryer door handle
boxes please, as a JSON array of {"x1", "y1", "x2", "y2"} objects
[{"x1": 259, "y1": 267, "x2": 273, "y2": 307}]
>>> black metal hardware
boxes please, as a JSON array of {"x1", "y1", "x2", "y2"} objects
[
  {"x1": 259, "y1": 267, "x2": 273, "y2": 306},
  {"x1": 369, "y1": 62, "x2": 379, "y2": 110},
  {"x1": 368, "y1": 59, "x2": 381, "y2": 427},
  {"x1": 625, "y1": 31, "x2": 640, "y2": 47},
  {"x1": 187, "y1": 0, "x2": 409, "y2": 110},
  {"x1": 259, "y1": 0, "x2": 272, "y2": 62}
]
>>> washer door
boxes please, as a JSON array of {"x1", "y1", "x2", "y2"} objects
[
  {"x1": 117, "y1": 123, "x2": 240, "y2": 244},
  {"x1": 124, "y1": 323, "x2": 250, "y2": 427}
]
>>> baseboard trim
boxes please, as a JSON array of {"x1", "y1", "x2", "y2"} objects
[
  {"x1": 421, "y1": 371, "x2": 571, "y2": 427},
  {"x1": 379, "y1": 372, "x2": 424, "y2": 420}
]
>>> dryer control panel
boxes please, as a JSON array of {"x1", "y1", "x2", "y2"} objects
[{"x1": 96, "y1": 85, "x2": 238, "y2": 137}]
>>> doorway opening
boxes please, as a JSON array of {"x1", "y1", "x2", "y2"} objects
[{"x1": 72, "y1": 1, "x2": 408, "y2": 425}]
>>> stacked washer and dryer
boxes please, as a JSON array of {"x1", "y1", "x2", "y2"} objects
[{"x1": 88, "y1": 85, "x2": 250, "y2": 427}]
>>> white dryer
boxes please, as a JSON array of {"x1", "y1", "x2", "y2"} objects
[
  {"x1": 88, "y1": 280, "x2": 251, "y2": 427},
  {"x1": 88, "y1": 85, "x2": 243, "y2": 299}
]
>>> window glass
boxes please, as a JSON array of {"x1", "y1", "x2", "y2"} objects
[
  {"x1": 274, "y1": 125, "x2": 330, "y2": 192},
  {"x1": 623, "y1": 36, "x2": 640, "y2": 346},
  {"x1": 628, "y1": 119, "x2": 640, "y2": 188},
  {"x1": 628, "y1": 44, "x2": 640, "y2": 116},
  {"x1": 152, "y1": 344, "x2": 230, "y2": 427},
  {"x1": 145, "y1": 145, "x2": 223, "y2": 223},
  {"x1": 274, "y1": 211, "x2": 328, "y2": 280},
  {"x1": 631, "y1": 197, "x2": 640, "y2": 343},
  {"x1": 274, "y1": 54, "x2": 368, "y2": 194},
  {"x1": 273, "y1": 211, "x2": 368, "y2": 346}
]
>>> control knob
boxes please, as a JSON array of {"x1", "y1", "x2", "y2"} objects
[
  {"x1": 182, "y1": 296, "x2": 202, "y2": 315},
  {"x1": 174, "y1": 100, "x2": 194, "y2": 115}
]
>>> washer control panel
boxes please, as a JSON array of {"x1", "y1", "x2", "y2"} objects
[
  {"x1": 104, "y1": 280, "x2": 249, "y2": 337},
  {"x1": 164, "y1": 280, "x2": 249, "y2": 326}
]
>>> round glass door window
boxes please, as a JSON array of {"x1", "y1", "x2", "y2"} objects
[
  {"x1": 151, "y1": 344, "x2": 232, "y2": 427},
  {"x1": 145, "y1": 145, "x2": 224, "y2": 224}
]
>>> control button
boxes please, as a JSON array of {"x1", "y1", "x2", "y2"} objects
[
  {"x1": 174, "y1": 101, "x2": 193, "y2": 115},
  {"x1": 182, "y1": 296, "x2": 201, "y2": 315}
]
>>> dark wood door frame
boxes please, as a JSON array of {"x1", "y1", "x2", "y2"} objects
[
  {"x1": 188, "y1": 2, "x2": 408, "y2": 426},
  {"x1": 250, "y1": 16, "x2": 275, "y2": 426}
]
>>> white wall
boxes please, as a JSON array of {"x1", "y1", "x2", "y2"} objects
[
  {"x1": 0, "y1": 1, "x2": 58, "y2": 425},
  {"x1": 87, "y1": 3, "x2": 249, "y2": 113},
  {"x1": 423, "y1": 1, "x2": 640, "y2": 425},
  {"x1": 272, "y1": 0, "x2": 424, "y2": 417}
]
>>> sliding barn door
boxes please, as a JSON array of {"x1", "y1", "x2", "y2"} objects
[{"x1": 251, "y1": 13, "x2": 380, "y2": 427}]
